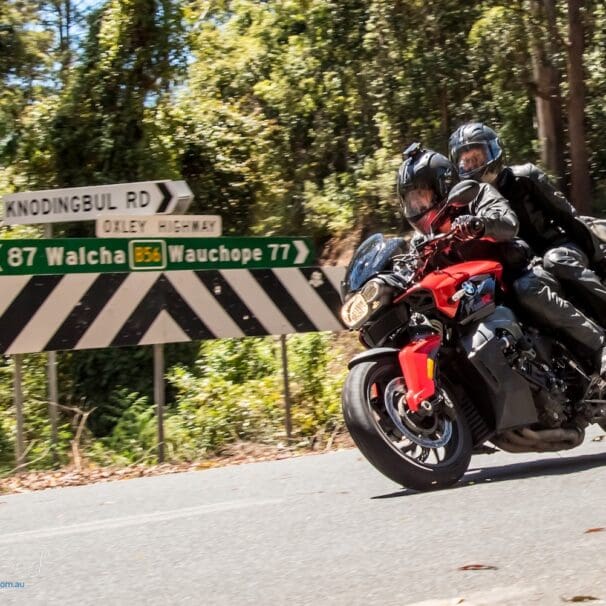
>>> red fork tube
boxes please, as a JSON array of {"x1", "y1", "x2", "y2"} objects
[{"x1": 398, "y1": 333, "x2": 441, "y2": 412}]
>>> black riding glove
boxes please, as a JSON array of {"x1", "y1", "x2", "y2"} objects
[{"x1": 452, "y1": 215, "x2": 485, "y2": 240}]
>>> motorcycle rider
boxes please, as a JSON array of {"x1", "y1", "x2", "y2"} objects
[
  {"x1": 397, "y1": 143, "x2": 606, "y2": 374},
  {"x1": 448, "y1": 122, "x2": 606, "y2": 323},
  {"x1": 397, "y1": 143, "x2": 520, "y2": 263}
]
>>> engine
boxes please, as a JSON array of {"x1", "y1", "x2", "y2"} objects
[
  {"x1": 499, "y1": 327, "x2": 589, "y2": 428},
  {"x1": 490, "y1": 326, "x2": 591, "y2": 453}
]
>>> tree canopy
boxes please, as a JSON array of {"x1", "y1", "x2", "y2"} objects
[
  {"x1": 4, "y1": 0, "x2": 606, "y2": 238},
  {"x1": 2, "y1": 0, "x2": 606, "y2": 471}
]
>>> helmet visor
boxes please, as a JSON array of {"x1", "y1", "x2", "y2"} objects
[
  {"x1": 452, "y1": 142, "x2": 499, "y2": 179},
  {"x1": 402, "y1": 187, "x2": 440, "y2": 234},
  {"x1": 402, "y1": 187, "x2": 437, "y2": 218}
]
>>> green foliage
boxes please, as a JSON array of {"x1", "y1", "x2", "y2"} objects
[
  {"x1": 91, "y1": 390, "x2": 156, "y2": 465},
  {"x1": 71, "y1": 334, "x2": 347, "y2": 465},
  {"x1": 0, "y1": 1, "x2": 55, "y2": 192},
  {"x1": 178, "y1": 0, "x2": 410, "y2": 236},
  {"x1": 0, "y1": 354, "x2": 74, "y2": 472},
  {"x1": 59, "y1": 348, "x2": 154, "y2": 437},
  {"x1": 585, "y1": 2, "x2": 606, "y2": 190},
  {"x1": 287, "y1": 333, "x2": 346, "y2": 437},
  {"x1": 0, "y1": 224, "x2": 43, "y2": 240},
  {"x1": 59, "y1": 342, "x2": 199, "y2": 437},
  {"x1": 0, "y1": 358, "x2": 16, "y2": 469},
  {"x1": 463, "y1": 4, "x2": 536, "y2": 162},
  {"x1": 166, "y1": 362, "x2": 284, "y2": 455},
  {"x1": 50, "y1": 0, "x2": 186, "y2": 188},
  {"x1": 5, "y1": 0, "x2": 606, "y2": 474},
  {"x1": 197, "y1": 337, "x2": 277, "y2": 383}
]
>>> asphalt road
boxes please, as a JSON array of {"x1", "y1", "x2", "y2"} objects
[{"x1": 2, "y1": 428, "x2": 606, "y2": 606}]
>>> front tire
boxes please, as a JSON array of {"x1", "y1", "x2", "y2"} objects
[{"x1": 342, "y1": 357, "x2": 473, "y2": 491}]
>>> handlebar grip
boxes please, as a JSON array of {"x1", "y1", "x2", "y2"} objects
[{"x1": 470, "y1": 218, "x2": 484, "y2": 235}]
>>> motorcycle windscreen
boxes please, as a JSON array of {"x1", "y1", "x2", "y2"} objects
[{"x1": 341, "y1": 234, "x2": 406, "y2": 298}]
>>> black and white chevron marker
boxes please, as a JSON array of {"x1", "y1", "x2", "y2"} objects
[{"x1": 0, "y1": 267, "x2": 347, "y2": 354}]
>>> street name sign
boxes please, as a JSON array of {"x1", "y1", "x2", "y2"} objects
[
  {"x1": 0, "y1": 237, "x2": 313, "y2": 274},
  {"x1": 96, "y1": 215, "x2": 222, "y2": 238},
  {"x1": 2, "y1": 180, "x2": 193, "y2": 225}
]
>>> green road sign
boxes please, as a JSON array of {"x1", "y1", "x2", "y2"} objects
[{"x1": 0, "y1": 237, "x2": 314, "y2": 275}]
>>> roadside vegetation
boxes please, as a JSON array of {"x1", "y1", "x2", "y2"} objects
[
  {"x1": 2, "y1": 0, "x2": 606, "y2": 477},
  {"x1": 0, "y1": 333, "x2": 360, "y2": 477}
]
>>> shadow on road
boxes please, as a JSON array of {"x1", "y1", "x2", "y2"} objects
[{"x1": 371, "y1": 450, "x2": 606, "y2": 500}]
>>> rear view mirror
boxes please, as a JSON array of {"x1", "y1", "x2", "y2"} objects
[{"x1": 447, "y1": 179, "x2": 480, "y2": 209}]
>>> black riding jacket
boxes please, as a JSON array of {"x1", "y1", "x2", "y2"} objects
[
  {"x1": 410, "y1": 183, "x2": 529, "y2": 278},
  {"x1": 496, "y1": 164, "x2": 598, "y2": 260}
]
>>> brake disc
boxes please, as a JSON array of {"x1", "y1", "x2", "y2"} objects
[{"x1": 383, "y1": 377, "x2": 453, "y2": 448}]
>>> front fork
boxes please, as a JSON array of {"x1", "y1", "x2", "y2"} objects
[{"x1": 398, "y1": 333, "x2": 442, "y2": 413}]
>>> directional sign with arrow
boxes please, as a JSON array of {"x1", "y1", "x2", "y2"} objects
[
  {"x1": 0, "y1": 237, "x2": 314, "y2": 275},
  {"x1": 1, "y1": 180, "x2": 193, "y2": 225}
]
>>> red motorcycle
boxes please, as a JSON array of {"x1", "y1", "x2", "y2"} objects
[{"x1": 340, "y1": 194, "x2": 606, "y2": 491}]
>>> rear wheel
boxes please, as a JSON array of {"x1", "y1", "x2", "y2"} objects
[{"x1": 342, "y1": 357, "x2": 473, "y2": 491}]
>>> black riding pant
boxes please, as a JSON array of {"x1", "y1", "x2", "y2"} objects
[
  {"x1": 512, "y1": 264, "x2": 603, "y2": 356},
  {"x1": 543, "y1": 242, "x2": 606, "y2": 323}
]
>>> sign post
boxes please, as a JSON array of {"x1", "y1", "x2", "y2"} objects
[
  {"x1": 153, "y1": 343, "x2": 165, "y2": 464},
  {"x1": 13, "y1": 355, "x2": 25, "y2": 470},
  {"x1": 44, "y1": 225, "x2": 59, "y2": 466},
  {"x1": 280, "y1": 335, "x2": 292, "y2": 440}
]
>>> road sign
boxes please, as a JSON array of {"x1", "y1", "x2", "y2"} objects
[
  {"x1": 0, "y1": 237, "x2": 314, "y2": 275},
  {"x1": 0, "y1": 266, "x2": 345, "y2": 354},
  {"x1": 1, "y1": 180, "x2": 193, "y2": 225},
  {"x1": 95, "y1": 215, "x2": 222, "y2": 238}
]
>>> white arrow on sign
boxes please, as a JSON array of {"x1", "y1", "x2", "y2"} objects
[
  {"x1": 1, "y1": 180, "x2": 193, "y2": 225},
  {"x1": 293, "y1": 239, "x2": 310, "y2": 264}
]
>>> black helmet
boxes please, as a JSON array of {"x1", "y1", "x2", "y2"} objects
[
  {"x1": 448, "y1": 122, "x2": 504, "y2": 181},
  {"x1": 396, "y1": 142, "x2": 459, "y2": 235}
]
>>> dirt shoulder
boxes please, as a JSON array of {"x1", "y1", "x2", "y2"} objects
[{"x1": 0, "y1": 433, "x2": 355, "y2": 495}]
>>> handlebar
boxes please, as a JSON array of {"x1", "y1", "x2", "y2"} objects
[
  {"x1": 417, "y1": 217, "x2": 484, "y2": 250},
  {"x1": 392, "y1": 223, "x2": 482, "y2": 286},
  {"x1": 415, "y1": 226, "x2": 464, "y2": 251}
]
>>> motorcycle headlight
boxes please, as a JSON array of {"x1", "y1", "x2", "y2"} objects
[
  {"x1": 341, "y1": 279, "x2": 390, "y2": 329},
  {"x1": 341, "y1": 293, "x2": 370, "y2": 328},
  {"x1": 360, "y1": 279, "x2": 381, "y2": 302}
]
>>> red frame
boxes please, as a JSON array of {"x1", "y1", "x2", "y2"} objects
[
  {"x1": 396, "y1": 260, "x2": 503, "y2": 318},
  {"x1": 395, "y1": 260, "x2": 503, "y2": 413}
]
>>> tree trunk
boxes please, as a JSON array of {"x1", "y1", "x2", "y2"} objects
[
  {"x1": 528, "y1": 0, "x2": 566, "y2": 189},
  {"x1": 542, "y1": 0, "x2": 567, "y2": 189},
  {"x1": 440, "y1": 83, "x2": 449, "y2": 144},
  {"x1": 567, "y1": 0, "x2": 592, "y2": 213},
  {"x1": 51, "y1": 0, "x2": 73, "y2": 79}
]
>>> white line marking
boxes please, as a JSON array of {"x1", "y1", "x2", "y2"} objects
[
  {"x1": 0, "y1": 499, "x2": 283, "y2": 545},
  {"x1": 323, "y1": 266, "x2": 347, "y2": 295},
  {"x1": 138, "y1": 309, "x2": 190, "y2": 345}
]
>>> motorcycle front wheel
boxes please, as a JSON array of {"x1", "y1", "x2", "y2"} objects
[{"x1": 342, "y1": 357, "x2": 473, "y2": 491}]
